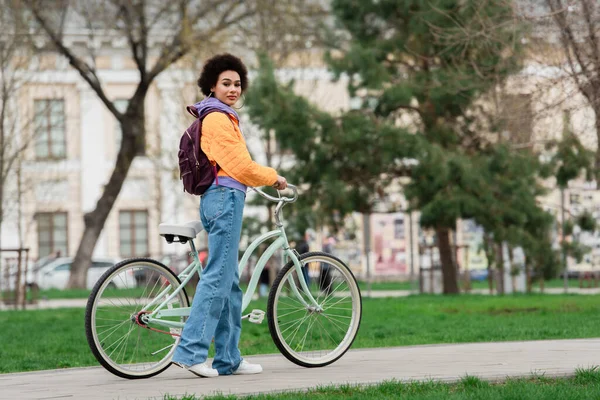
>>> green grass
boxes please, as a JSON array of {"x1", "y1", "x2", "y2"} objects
[
  {"x1": 2, "y1": 294, "x2": 600, "y2": 374},
  {"x1": 470, "y1": 278, "x2": 595, "y2": 291},
  {"x1": 357, "y1": 281, "x2": 415, "y2": 291},
  {"x1": 164, "y1": 368, "x2": 600, "y2": 399},
  {"x1": 357, "y1": 278, "x2": 593, "y2": 292},
  {"x1": 532, "y1": 278, "x2": 598, "y2": 289}
]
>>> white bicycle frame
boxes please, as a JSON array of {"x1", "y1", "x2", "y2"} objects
[{"x1": 142, "y1": 185, "x2": 321, "y2": 330}]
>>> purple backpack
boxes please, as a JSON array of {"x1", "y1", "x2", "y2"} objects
[{"x1": 178, "y1": 106, "x2": 223, "y2": 195}]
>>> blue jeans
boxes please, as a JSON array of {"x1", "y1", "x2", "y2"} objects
[{"x1": 172, "y1": 186, "x2": 245, "y2": 375}]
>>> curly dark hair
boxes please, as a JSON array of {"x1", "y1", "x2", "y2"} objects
[{"x1": 197, "y1": 53, "x2": 248, "y2": 96}]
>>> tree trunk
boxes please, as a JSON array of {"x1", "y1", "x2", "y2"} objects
[
  {"x1": 524, "y1": 253, "x2": 532, "y2": 293},
  {"x1": 508, "y1": 245, "x2": 516, "y2": 292},
  {"x1": 435, "y1": 226, "x2": 458, "y2": 294},
  {"x1": 0, "y1": 89, "x2": 5, "y2": 301},
  {"x1": 525, "y1": 262, "x2": 532, "y2": 293},
  {"x1": 15, "y1": 251, "x2": 23, "y2": 309},
  {"x1": 67, "y1": 107, "x2": 145, "y2": 288},
  {"x1": 0, "y1": 82, "x2": 4, "y2": 268},
  {"x1": 483, "y1": 233, "x2": 495, "y2": 294},
  {"x1": 487, "y1": 264, "x2": 493, "y2": 294},
  {"x1": 595, "y1": 107, "x2": 600, "y2": 185},
  {"x1": 495, "y1": 242, "x2": 505, "y2": 295}
]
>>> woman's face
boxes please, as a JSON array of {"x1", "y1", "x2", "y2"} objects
[{"x1": 211, "y1": 70, "x2": 242, "y2": 106}]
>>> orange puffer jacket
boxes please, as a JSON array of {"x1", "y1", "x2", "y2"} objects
[{"x1": 200, "y1": 112, "x2": 277, "y2": 187}]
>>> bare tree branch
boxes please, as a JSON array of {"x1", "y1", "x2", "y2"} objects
[
  {"x1": 23, "y1": 0, "x2": 258, "y2": 288},
  {"x1": 580, "y1": 0, "x2": 600, "y2": 79},
  {"x1": 549, "y1": 0, "x2": 593, "y2": 85},
  {"x1": 25, "y1": 1, "x2": 124, "y2": 119},
  {"x1": 541, "y1": 0, "x2": 600, "y2": 181},
  {"x1": 147, "y1": 1, "x2": 252, "y2": 83},
  {"x1": 118, "y1": 0, "x2": 147, "y2": 78}
]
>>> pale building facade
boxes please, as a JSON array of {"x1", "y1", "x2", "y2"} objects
[
  {"x1": 2, "y1": 14, "x2": 598, "y2": 282},
  {"x1": 0, "y1": 46, "x2": 353, "y2": 268}
]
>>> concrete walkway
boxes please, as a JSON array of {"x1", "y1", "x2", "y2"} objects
[
  {"x1": 2, "y1": 338, "x2": 599, "y2": 399},
  {"x1": 1, "y1": 287, "x2": 599, "y2": 310}
]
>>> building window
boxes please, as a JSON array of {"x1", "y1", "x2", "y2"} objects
[
  {"x1": 37, "y1": 212, "x2": 68, "y2": 258},
  {"x1": 119, "y1": 210, "x2": 148, "y2": 257},
  {"x1": 570, "y1": 193, "x2": 580, "y2": 205},
  {"x1": 34, "y1": 99, "x2": 66, "y2": 159}
]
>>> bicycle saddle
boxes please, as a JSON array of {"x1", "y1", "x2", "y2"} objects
[{"x1": 159, "y1": 220, "x2": 204, "y2": 243}]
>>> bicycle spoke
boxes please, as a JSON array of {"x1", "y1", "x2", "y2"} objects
[
  {"x1": 315, "y1": 314, "x2": 342, "y2": 345},
  {"x1": 269, "y1": 254, "x2": 361, "y2": 367},
  {"x1": 117, "y1": 324, "x2": 134, "y2": 365},
  {"x1": 276, "y1": 307, "x2": 308, "y2": 319},
  {"x1": 320, "y1": 313, "x2": 350, "y2": 334},
  {"x1": 320, "y1": 294, "x2": 352, "y2": 310},
  {"x1": 281, "y1": 310, "x2": 312, "y2": 344},
  {"x1": 319, "y1": 279, "x2": 347, "y2": 305},
  {"x1": 97, "y1": 299, "x2": 137, "y2": 313},
  {"x1": 97, "y1": 319, "x2": 130, "y2": 340},
  {"x1": 106, "y1": 325, "x2": 135, "y2": 358},
  {"x1": 87, "y1": 259, "x2": 190, "y2": 378}
]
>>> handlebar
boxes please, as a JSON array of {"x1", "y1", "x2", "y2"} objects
[
  {"x1": 251, "y1": 184, "x2": 298, "y2": 204},
  {"x1": 250, "y1": 184, "x2": 298, "y2": 227}
]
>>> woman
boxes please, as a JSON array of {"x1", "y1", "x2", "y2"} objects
[{"x1": 172, "y1": 53, "x2": 287, "y2": 378}]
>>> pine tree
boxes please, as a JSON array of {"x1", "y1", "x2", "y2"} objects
[
  {"x1": 246, "y1": 55, "x2": 413, "y2": 236},
  {"x1": 326, "y1": 0, "x2": 525, "y2": 293}
]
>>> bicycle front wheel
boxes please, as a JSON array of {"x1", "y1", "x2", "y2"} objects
[
  {"x1": 85, "y1": 258, "x2": 190, "y2": 379},
  {"x1": 267, "y1": 252, "x2": 362, "y2": 367}
]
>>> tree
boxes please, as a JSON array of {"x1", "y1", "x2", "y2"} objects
[
  {"x1": 0, "y1": 2, "x2": 29, "y2": 248},
  {"x1": 325, "y1": 0, "x2": 524, "y2": 293},
  {"x1": 545, "y1": 0, "x2": 600, "y2": 182},
  {"x1": 232, "y1": 0, "x2": 328, "y2": 66},
  {"x1": 24, "y1": 0, "x2": 254, "y2": 287},
  {"x1": 547, "y1": 119, "x2": 596, "y2": 289},
  {"x1": 245, "y1": 55, "x2": 413, "y2": 235},
  {"x1": 0, "y1": 0, "x2": 41, "y2": 302},
  {"x1": 237, "y1": 0, "x2": 329, "y2": 234},
  {"x1": 472, "y1": 145, "x2": 554, "y2": 294}
]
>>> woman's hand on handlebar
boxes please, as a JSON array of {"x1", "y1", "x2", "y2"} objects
[{"x1": 273, "y1": 175, "x2": 287, "y2": 190}]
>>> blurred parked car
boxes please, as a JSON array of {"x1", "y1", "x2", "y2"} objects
[
  {"x1": 35, "y1": 257, "x2": 131, "y2": 290},
  {"x1": 469, "y1": 269, "x2": 489, "y2": 282}
]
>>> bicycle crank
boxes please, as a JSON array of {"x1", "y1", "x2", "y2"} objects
[{"x1": 242, "y1": 309, "x2": 265, "y2": 324}]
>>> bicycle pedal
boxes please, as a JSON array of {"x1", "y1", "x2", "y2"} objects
[{"x1": 242, "y1": 309, "x2": 265, "y2": 324}]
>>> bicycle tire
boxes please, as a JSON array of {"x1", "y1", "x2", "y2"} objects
[
  {"x1": 85, "y1": 257, "x2": 190, "y2": 379},
  {"x1": 267, "y1": 251, "x2": 362, "y2": 368}
]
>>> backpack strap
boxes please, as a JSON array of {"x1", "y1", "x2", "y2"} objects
[
  {"x1": 188, "y1": 105, "x2": 228, "y2": 185},
  {"x1": 186, "y1": 105, "x2": 199, "y2": 118},
  {"x1": 195, "y1": 117, "x2": 218, "y2": 185}
]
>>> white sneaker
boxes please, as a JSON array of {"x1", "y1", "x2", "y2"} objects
[
  {"x1": 174, "y1": 361, "x2": 218, "y2": 378},
  {"x1": 232, "y1": 360, "x2": 263, "y2": 375}
]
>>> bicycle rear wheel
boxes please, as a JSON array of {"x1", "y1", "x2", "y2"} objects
[
  {"x1": 267, "y1": 252, "x2": 362, "y2": 367},
  {"x1": 85, "y1": 258, "x2": 190, "y2": 379}
]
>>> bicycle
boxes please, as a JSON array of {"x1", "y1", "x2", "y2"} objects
[{"x1": 85, "y1": 184, "x2": 362, "y2": 379}]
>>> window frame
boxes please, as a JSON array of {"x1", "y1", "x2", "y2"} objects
[
  {"x1": 34, "y1": 99, "x2": 67, "y2": 160},
  {"x1": 36, "y1": 211, "x2": 69, "y2": 258},
  {"x1": 118, "y1": 209, "x2": 149, "y2": 258}
]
